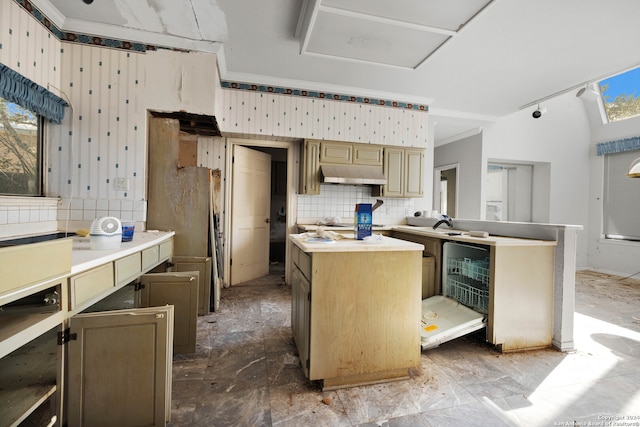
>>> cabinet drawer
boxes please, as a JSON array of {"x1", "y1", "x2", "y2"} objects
[
  {"x1": 292, "y1": 244, "x2": 300, "y2": 268},
  {"x1": 292, "y1": 245, "x2": 312, "y2": 281},
  {"x1": 115, "y1": 253, "x2": 142, "y2": 285},
  {"x1": 69, "y1": 263, "x2": 114, "y2": 309},
  {"x1": 142, "y1": 246, "x2": 159, "y2": 270},
  {"x1": 297, "y1": 250, "x2": 312, "y2": 281},
  {"x1": 158, "y1": 240, "x2": 173, "y2": 262},
  {"x1": 1, "y1": 238, "x2": 72, "y2": 296}
]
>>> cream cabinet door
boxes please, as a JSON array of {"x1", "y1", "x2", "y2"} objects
[
  {"x1": 383, "y1": 147, "x2": 405, "y2": 197},
  {"x1": 67, "y1": 305, "x2": 174, "y2": 427},
  {"x1": 382, "y1": 148, "x2": 424, "y2": 197},
  {"x1": 353, "y1": 144, "x2": 383, "y2": 166},
  {"x1": 299, "y1": 140, "x2": 321, "y2": 195},
  {"x1": 404, "y1": 149, "x2": 424, "y2": 197},
  {"x1": 320, "y1": 141, "x2": 352, "y2": 164},
  {"x1": 291, "y1": 267, "x2": 310, "y2": 378},
  {"x1": 140, "y1": 272, "x2": 199, "y2": 354},
  {"x1": 171, "y1": 256, "x2": 212, "y2": 315}
]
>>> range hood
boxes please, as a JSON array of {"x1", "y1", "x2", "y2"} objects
[{"x1": 321, "y1": 164, "x2": 387, "y2": 185}]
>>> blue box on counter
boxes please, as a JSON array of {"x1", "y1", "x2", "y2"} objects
[{"x1": 354, "y1": 203, "x2": 372, "y2": 240}]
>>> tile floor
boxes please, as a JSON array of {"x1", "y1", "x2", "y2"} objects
[{"x1": 167, "y1": 267, "x2": 640, "y2": 426}]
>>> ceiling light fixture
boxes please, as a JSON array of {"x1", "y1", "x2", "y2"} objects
[
  {"x1": 83, "y1": 0, "x2": 93, "y2": 4},
  {"x1": 532, "y1": 104, "x2": 547, "y2": 119},
  {"x1": 628, "y1": 158, "x2": 640, "y2": 178},
  {"x1": 576, "y1": 85, "x2": 600, "y2": 98}
]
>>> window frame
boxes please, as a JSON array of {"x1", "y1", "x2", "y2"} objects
[
  {"x1": 602, "y1": 150, "x2": 640, "y2": 242},
  {"x1": 598, "y1": 66, "x2": 640, "y2": 124},
  {"x1": 0, "y1": 97, "x2": 45, "y2": 197}
]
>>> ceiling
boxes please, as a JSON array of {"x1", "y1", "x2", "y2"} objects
[{"x1": 36, "y1": 0, "x2": 640, "y2": 143}]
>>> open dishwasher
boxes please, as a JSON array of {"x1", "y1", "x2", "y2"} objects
[{"x1": 421, "y1": 242, "x2": 489, "y2": 350}]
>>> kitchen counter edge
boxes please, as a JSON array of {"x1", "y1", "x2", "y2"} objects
[
  {"x1": 289, "y1": 234, "x2": 424, "y2": 253},
  {"x1": 70, "y1": 231, "x2": 175, "y2": 274}
]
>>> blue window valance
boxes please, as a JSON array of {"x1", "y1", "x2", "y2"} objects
[
  {"x1": 0, "y1": 63, "x2": 68, "y2": 123},
  {"x1": 596, "y1": 136, "x2": 640, "y2": 156}
]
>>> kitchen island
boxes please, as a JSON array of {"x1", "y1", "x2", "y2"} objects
[{"x1": 289, "y1": 233, "x2": 424, "y2": 390}]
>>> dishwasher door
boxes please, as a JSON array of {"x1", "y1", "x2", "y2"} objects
[
  {"x1": 420, "y1": 296, "x2": 486, "y2": 350},
  {"x1": 420, "y1": 242, "x2": 489, "y2": 350}
]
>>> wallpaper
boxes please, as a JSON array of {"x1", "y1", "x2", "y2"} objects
[
  {"x1": 219, "y1": 88, "x2": 429, "y2": 148},
  {"x1": 1, "y1": 0, "x2": 429, "y2": 237}
]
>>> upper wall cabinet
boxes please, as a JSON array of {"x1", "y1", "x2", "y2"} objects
[
  {"x1": 320, "y1": 141, "x2": 352, "y2": 164},
  {"x1": 300, "y1": 140, "x2": 322, "y2": 195},
  {"x1": 300, "y1": 139, "x2": 384, "y2": 195},
  {"x1": 377, "y1": 148, "x2": 424, "y2": 198},
  {"x1": 318, "y1": 141, "x2": 384, "y2": 166},
  {"x1": 353, "y1": 145, "x2": 384, "y2": 166}
]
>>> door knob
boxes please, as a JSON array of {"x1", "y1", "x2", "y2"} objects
[{"x1": 265, "y1": 218, "x2": 270, "y2": 223}]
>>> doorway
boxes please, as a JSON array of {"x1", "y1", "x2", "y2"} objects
[
  {"x1": 230, "y1": 145, "x2": 272, "y2": 285},
  {"x1": 224, "y1": 138, "x2": 298, "y2": 288},
  {"x1": 433, "y1": 164, "x2": 458, "y2": 218},
  {"x1": 486, "y1": 162, "x2": 533, "y2": 222}
]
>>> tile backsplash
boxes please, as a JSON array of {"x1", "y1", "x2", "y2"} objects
[
  {"x1": 0, "y1": 196, "x2": 147, "y2": 238},
  {"x1": 56, "y1": 198, "x2": 147, "y2": 232},
  {"x1": 0, "y1": 197, "x2": 59, "y2": 238},
  {"x1": 297, "y1": 184, "x2": 413, "y2": 222}
]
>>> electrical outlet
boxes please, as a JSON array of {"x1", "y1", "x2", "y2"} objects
[{"x1": 114, "y1": 177, "x2": 129, "y2": 191}]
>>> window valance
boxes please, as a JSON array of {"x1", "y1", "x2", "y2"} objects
[
  {"x1": 596, "y1": 136, "x2": 640, "y2": 156},
  {"x1": 0, "y1": 63, "x2": 68, "y2": 123}
]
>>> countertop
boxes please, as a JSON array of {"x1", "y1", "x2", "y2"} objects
[
  {"x1": 297, "y1": 224, "x2": 394, "y2": 231},
  {"x1": 392, "y1": 225, "x2": 557, "y2": 247},
  {"x1": 297, "y1": 223, "x2": 556, "y2": 247},
  {"x1": 290, "y1": 233, "x2": 424, "y2": 253},
  {"x1": 70, "y1": 231, "x2": 175, "y2": 274}
]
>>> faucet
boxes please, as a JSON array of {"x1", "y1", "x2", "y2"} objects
[{"x1": 432, "y1": 214, "x2": 453, "y2": 230}]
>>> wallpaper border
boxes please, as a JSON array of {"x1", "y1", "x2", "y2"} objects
[
  {"x1": 220, "y1": 81, "x2": 429, "y2": 111},
  {"x1": 13, "y1": 0, "x2": 429, "y2": 111}
]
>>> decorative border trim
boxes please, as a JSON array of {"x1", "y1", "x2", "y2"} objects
[
  {"x1": 221, "y1": 81, "x2": 428, "y2": 111},
  {"x1": 14, "y1": 0, "x2": 429, "y2": 111},
  {"x1": 15, "y1": 0, "x2": 156, "y2": 52}
]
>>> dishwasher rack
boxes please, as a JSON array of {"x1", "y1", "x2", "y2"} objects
[{"x1": 446, "y1": 257, "x2": 489, "y2": 313}]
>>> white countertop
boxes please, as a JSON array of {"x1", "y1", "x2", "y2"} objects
[
  {"x1": 70, "y1": 231, "x2": 175, "y2": 274},
  {"x1": 296, "y1": 223, "x2": 556, "y2": 247},
  {"x1": 290, "y1": 233, "x2": 423, "y2": 253},
  {"x1": 392, "y1": 225, "x2": 557, "y2": 247},
  {"x1": 297, "y1": 224, "x2": 394, "y2": 231}
]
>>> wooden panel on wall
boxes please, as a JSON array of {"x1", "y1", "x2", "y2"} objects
[{"x1": 179, "y1": 134, "x2": 198, "y2": 168}]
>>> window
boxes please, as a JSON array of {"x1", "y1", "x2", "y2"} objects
[
  {"x1": 599, "y1": 66, "x2": 640, "y2": 123},
  {"x1": 0, "y1": 97, "x2": 43, "y2": 195},
  {"x1": 603, "y1": 150, "x2": 640, "y2": 241}
]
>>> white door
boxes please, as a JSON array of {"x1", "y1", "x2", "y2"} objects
[{"x1": 231, "y1": 145, "x2": 271, "y2": 285}]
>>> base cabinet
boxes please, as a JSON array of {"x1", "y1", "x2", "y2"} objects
[
  {"x1": 393, "y1": 230, "x2": 556, "y2": 351},
  {"x1": 0, "y1": 325, "x2": 60, "y2": 427},
  {"x1": 291, "y1": 267, "x2": 310, "y2": 378},
  {"x1": 66, "y1": 306, "x2": 174, "y2": 427},
  {"x1": 291, "y1": 244, "x2": 421, "y2": 390},
  {"x1": 140, "y1": 272, "x2": 199, "y2": 354},
  {"x1": 392, "y1": 231, "x2": 442, "y2": 295},
  {"x1": 0, "y1": 234, "x2": 178, "y2": 426},
  {"x1": 171, "y1": 256, "x2": 212, "y2": 315}
]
